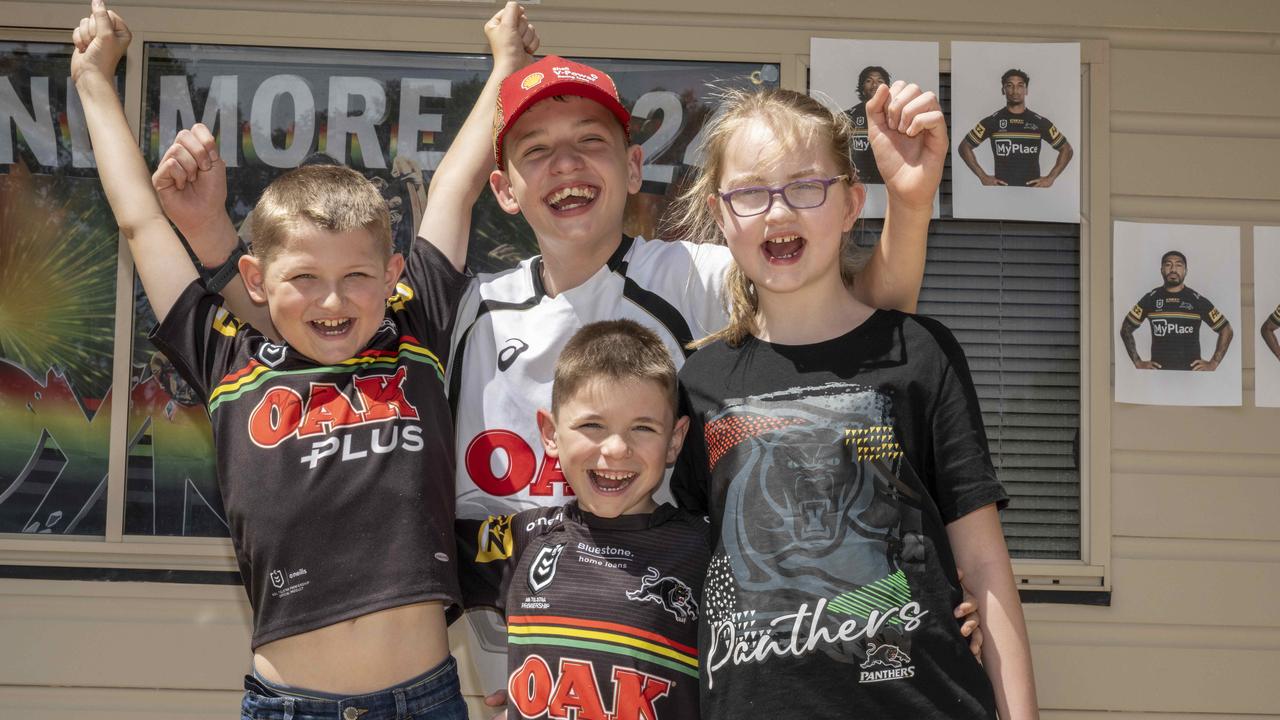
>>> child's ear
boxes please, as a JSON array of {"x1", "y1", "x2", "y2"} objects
[
  {"x1": 842, "y1": 180, "x2": 867, "y2": 233},
  {"x1": 490, "y1": 169, "x2": 521, "y2": 215},
  {"x1": 239, "y1": 254, "x2": 268, "y2": 304},
  {"x1": 666, "y1": 415, "x2": 691, "y2": 465},
  {"x1": 536, "y1": 408, "x2": 559, "y2": 457},
  {"x1": 625, "y1": 144, "x2": 644, "y2": 195},
  {"x1": 383, "y1": 252, "x2": 405, "y2": 295}
]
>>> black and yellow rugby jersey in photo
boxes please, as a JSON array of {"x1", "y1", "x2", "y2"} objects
[
  {"x1": 845, "y1": 102, "x2": 883, "y2": 185},
  {"x1": 1124, "y1": 286, "x2": 1228, "y2": 371},
  {"x1": 962, "y1": 107, "x2": 1067, "y2": 187},
  {"x1": 150, "y1": 239, "x2": 469, "y2": 648},
  {"x1": 458, "y1": 502, "x2": 710, "y2": 720}
]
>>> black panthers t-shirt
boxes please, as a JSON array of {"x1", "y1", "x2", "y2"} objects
[
  {"x1": 845, "y1": 102, "x2": 883, "y2": 185},
  {"x1": 1124, "y1": 285, "x2": 1227, "y2": 370},
  {"x1": 963, "y1": 107, "x2": 1067, "y2": 187},
  {"x1": 458, "y1": 502, "x2": 710, "y2": 720},
  {"x1": 673, "y1": 310, "x2": 1007, "y2": 719},
  {"x1": 151, "y1": 239, "x2": 468, "y2": 648}
]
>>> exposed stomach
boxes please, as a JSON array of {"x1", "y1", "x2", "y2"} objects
[{"x1": 253, "y1": 601, "x2": 450, "y2": 694}]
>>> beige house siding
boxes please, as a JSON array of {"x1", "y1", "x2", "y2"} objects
[{"x1": 1, "y1": 1, "x2": 1277, "y2": 717}]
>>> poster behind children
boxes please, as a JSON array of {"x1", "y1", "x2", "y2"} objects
[
  {"x1": 951, "y1": 42, "x2": 1080, "y2": 223},
  {"x1": 1113, "y1": 221, "x2": 1241, "y2": 406},
  {"x1": 1254, "y1": 227, "x2": 1280, "y2": 407},
  {"x1": 810, "y1": 38, "x2": 940, "y2": 219}
]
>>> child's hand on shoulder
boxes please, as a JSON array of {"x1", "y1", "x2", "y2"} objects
[
  {"x1": 485, "y1": 2, "x2": 540, "y2": 74},
  {"x1": 71, "y1": 0, "x2": 131, "y2": 84},
  {"x1": 865, "y1": 80, "x2": 947, "y2": 212}
]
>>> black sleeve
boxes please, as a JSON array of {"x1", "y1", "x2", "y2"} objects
[
  {"x1": 1124, "y1": 292, "x2": 1154, "y2": 328},
  {"x1": 670, "y1": 383, "x2": 711, "y2": 515},
  {"x1": 394, "y1": 239, "x2": 472, "y2": 367},
  {"x1": 962, "y1": 115, "x2": 993, "y2": 148},
  {"x1": 147, "y1": 279, "x2": 253, "y2": 402},
  {"x1": 455, "y1": 512, "x2": 520, "y2": 613},
  {"x1": 915, "y1": 316, "x2": 1009, "y2": 523},
  {"x1": 1195, "y1": 292, "x2": 1228, "y2": 331}
]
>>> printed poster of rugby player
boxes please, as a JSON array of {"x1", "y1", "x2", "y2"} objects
[
  {"x1": 809, "y1": 38, "x2": 940, "y2": 219},
  {"x1": 1253, "y1": 227, "x2": 1280, "y2": 407},
  {"x1": 951, "y1": 42, "x2": 1080, "y2": 222},
  {"x1": 1113, "y1": 221, "x2": 1242, "y2": 406}
]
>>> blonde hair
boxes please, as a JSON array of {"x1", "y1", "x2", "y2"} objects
[
  {"x1": 664, "y1": 88, "x2": 869, "y2": 348},
  {"x1": 246, "y1": 164, "x2": 392, "y2": 263},
  {"x1": 552, "y1": 320, "x2": 678, "y2": 416}
]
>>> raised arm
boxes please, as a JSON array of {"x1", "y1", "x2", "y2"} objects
[
  {"x1": 152, "y1": 125, "x2": 274, "y2": 333},
  {"x1": 948, "y1": 505, "x2": 1040, "y2": 720},
  {"x1": 421, "y1": 1, "x2": 539, "y2": 271},
  {"x1": 853, "y1": 81, "x2": 947, "y2": 313},
  {"x1": 72, "y1": 0, "x2": 197, "y2": 324}
]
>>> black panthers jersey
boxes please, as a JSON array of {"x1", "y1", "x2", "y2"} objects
[
  {"x1": 458, "y1": 502, "x2": 710, "y2": 720},
  {"x1": 1125, "y1": 286, "x2": 1228, "y2": 370},
  {"x1": 963, "y1": 107, "x2": 1067, "y2": 187},
  {"x1": 845, "y1": 102, "x2": 883, "y2": 185}
]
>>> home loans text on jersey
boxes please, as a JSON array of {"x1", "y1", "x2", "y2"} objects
[
  {"x1": 245, "y1": 366, "x2": 424, "y2": 469},
  {"x1": 508, "y1": 654, "x2": 674, "y2": 720}
]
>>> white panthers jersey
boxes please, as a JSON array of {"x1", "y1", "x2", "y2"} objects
[{"x1": 448, "y1": 235, "x2": 729, "y2": 521}]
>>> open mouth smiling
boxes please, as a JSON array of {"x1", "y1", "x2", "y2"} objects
[
  {"x1": 588, "y1": 469, "x2": 637, "y2": 494},
  {"x1": 763, "y1": 234, "x2": 805, "y2": 261},
  {"x1": 310, "y1": 318, "x2": 353, "y2": 336},
  {"x1": 545, "y1": 184, "x2": 598, "y2": 213}
]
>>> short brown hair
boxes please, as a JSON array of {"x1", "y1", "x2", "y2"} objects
[
  {"x1": 551, "y1": 320, "x2": 677, "y2": 416},
  {"x1": 246, "y1": 164, "x2": 392, "y2": 264}
]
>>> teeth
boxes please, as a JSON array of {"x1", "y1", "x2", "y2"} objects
[
  {"x1": 315, "y1": 319, "x2": 348, "y2": 328},
  {"x1": 593, "y1": 470, "x2": 634, "y2": 481},
  {"x1": 547, "y1": 186, "x2": 597, "y2": 205},
  {"x1": 767, "y1": 235, "x2": 800, "y2": 244}
]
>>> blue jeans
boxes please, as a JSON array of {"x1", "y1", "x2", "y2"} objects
[{"x1": 240, "y1": 655, "x2": 468, "y2": 720}]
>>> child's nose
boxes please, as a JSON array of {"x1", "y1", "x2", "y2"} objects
[
  {"x1": 601, "y1": 434, "x2": 632, "y2": 458},
  {"x1": 549, "y1": 143, "x2": 585, "y2": 173}
]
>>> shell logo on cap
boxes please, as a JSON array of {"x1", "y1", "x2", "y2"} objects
[{"x1": 520, "y1": 72, "x2": 544, "y2": 91}]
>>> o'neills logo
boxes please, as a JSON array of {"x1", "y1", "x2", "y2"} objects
[
  {"x1": 520, "y1": 71, "x2": 544, "y2": 91},
  {"x1": 552, "y1": 66, "x2": 600, "y2": 84},
  {"x1": 247, "y1": 366, "x2": 419, "y2": 448}
]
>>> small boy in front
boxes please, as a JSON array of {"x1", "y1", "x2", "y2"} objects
[
  {"x1": 457, "y1": 320, "x2": 709, "y2": 720},
  {"x1": 71, "y1": 1, "x2": 534, "y2": 716}
]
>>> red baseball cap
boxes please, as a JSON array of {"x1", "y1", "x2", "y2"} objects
[{"x1": 493, "y1": 55, "x2": 631, "y2": 167}]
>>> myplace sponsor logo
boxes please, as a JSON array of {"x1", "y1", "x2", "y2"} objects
[
  {"x1": 995, "y1": 139, "x2": 1038, "y2": 157},
  {"x1": 1152, "y1": 318, "x2": 1195, "y2": 337}
]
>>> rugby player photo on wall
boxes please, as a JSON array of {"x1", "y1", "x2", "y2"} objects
[
  {"x1": 809, "y1": 37, "x2": 940, "y2": 218},
  {"x1": 1253, "y1": 226, "x2": 1280, "y2": 408},
  {"x1": 1114, "y1": 221, "x2": 1242, "y2": 406},
  {"x1": 951, "y1": 41, "x2": 1080, "y2": 222}
]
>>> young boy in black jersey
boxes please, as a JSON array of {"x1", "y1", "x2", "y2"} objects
[
  {"x1": 457, "y1": 320, "x2": 709, "y2": 720},
  {"x1": 71, "y1": 1, "x2": 536, "y2": 716}
]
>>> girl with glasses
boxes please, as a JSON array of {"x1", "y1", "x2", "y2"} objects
[{"x1": 668, "y1": 88, "x2": 1039, "y2": 720}]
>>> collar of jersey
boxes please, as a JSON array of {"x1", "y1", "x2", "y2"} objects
[
  {"x1": 530, "y1": 235, "x2": 635, "y2": 300},
  {"x1": 572, "y1": 500, "x2": 680, "y2": 531}
]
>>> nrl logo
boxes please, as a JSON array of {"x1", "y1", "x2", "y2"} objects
[
  {"x1": 258, "y1": 342, "x2": 287, "y2": 368},
  {"x1": 269, "y1": 569, "x2": 285, "y2": 589},
  {"x1": 528, "y1": 543, "x2": 565, "y2": 593}
]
